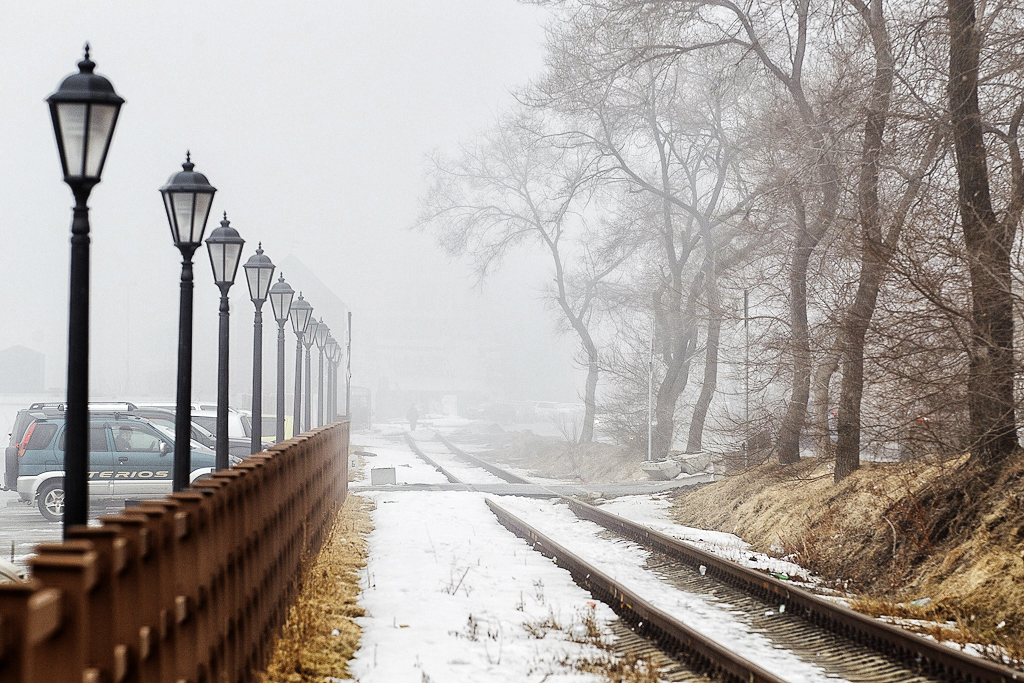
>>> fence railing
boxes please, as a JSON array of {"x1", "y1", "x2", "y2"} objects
[{"x1": 0, "y1": 421, "x2": 349, "y2": 683}]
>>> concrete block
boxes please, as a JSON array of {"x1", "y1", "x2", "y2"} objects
[{"x1": 370, "y1": 467, "x2": 396, "y2": 485}]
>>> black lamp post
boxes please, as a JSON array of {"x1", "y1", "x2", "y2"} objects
[
  {"x1": 289, "y1": 294, "x2": 313, "y2": 436},
  {"x1": 315, "y1": 319, "x2": 329, "y2": 427},
  {"x1": 242, "y1": 244, "x2": 275, "y2": 453},
  {"x1": 47, "y1": 46, "x2": 124, "y2": 533},
  {"x1": 326, "y1": 336, "x2": 339, "y2": 421},
  {"x1": 206, "y1": 214, "x2": 245, "y2": 470},
  {"x1": 269, "y1": 275, "x2": 294, "y2": 442},
  {"x1": 161, "y1": 155, "x2": 216, "y2": 491},
  {"x1": 345, "y1": 312, "x2": 352, "y2": 420},
  {"x1": 303, "y1": 318, "x2": 319, "y2": 431}
]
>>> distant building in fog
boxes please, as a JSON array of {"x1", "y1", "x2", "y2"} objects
[{"x1": 0, "y1": 345, "x2": 44, "y2": 393}]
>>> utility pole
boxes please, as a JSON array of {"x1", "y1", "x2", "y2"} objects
[
  {"x1": 744, "y1": 289, "x2": 750, "y2": 467},
  {"x1": 345, "y1": 311, "x2": 352, "y2": 420},
  {"x1": 647, "y1": 317, "x2": 654, "y2": 462}
]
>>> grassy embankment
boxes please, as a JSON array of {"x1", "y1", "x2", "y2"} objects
[
  {"x1": 262, "y1": 491, "x2": 372, "y2": 682},
  {"x1": 669, "y1": 455, "x2": 1024, "y2": 666}
]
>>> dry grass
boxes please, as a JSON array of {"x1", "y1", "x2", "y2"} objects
[
  {"x1": 523, "y1": 606, "x2": 662, "y2": 682},
  {"x1": 262, "y1": 494, "x2": 372, "y2": 682},
  {"x1": 669, "y1": 454, "x2": 1024, "y2": 669}
]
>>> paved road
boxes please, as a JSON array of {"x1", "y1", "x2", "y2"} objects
[{"x1": 0, "y1": 490, "x2": 116, "y2": 571}]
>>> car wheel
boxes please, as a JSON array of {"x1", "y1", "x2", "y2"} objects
[{"x1": 37, "y1": 480, "x2": 65, "y2": 522}]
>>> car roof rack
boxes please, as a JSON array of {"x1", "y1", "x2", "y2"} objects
[{"x1": 28, "y1": 402, "x2": 138, "y2": 412}]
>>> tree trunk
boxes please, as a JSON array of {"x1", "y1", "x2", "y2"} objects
[
  {"x1": 580, "y1": 341, "x2": 599, "y2": 443},
  {"x1": 947, "y1": 0, "x2": 1019, "y2": 465},
  {"x1": 777, "y1": 227, "x2": 816, "y2": 464},
  {"x1": 652, "y1": 271, "x2": 702, "y2": 459},
  {"x1": 835, "y1": 0, "x2": 894, "y2": 482},
  {"x1": 812, "y1": 346, "x2": 841, "y2": 458},
  {"x1": 686, "y1": 268, "x2": 721, "y2": 453}
]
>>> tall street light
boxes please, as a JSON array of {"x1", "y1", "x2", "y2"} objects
[
  {"x1": 289, "y1": 294, "x2": 312, "y2": 436},
  {"x1": 206, "y1": 214, "x2": 245, "y2": 470},
  {"x1": 332, "y1": 337, "x2": 342, "y2": 420},
  {"x1": 47, "y1": 46, "x2": 124, "y2": 533},
  {"x1": 326, "y1": 336, "x2": 338, "y2": 421},
  {"x1": 346, "y1": 312, "x2": 352, "y2": 420},
  {"x1": 269, "y1": 275, "x2": 294, "y2": 442},
  {"x1": 315, "y1": 319, "x2": 329, "y2": 426},
  {"x1": 243, "y1": 244, "x2": 275, "y2": 453},
  {"x1": 161, "y1": 154, "x2": 216, "y2": 491},
  {"x1": 303, "y1": 318, "x2": 319, "y2": 432}
]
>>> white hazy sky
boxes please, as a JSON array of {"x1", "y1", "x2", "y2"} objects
[{"x1": 0, "y1": 1, "x2": 583, "y2": 405}]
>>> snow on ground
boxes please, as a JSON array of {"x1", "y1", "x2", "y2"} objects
[
  {"x1": 348, "y1": 490, "x2": 621, "y2": 682},
  {"x1": 498, "y1": 497, "x2": 846, "y2": 683},
  {"x1": 413, "y1": 439, "x2": 508, "y2": 485},
  {"x1": 350, "y1": 434, "x2": 449, "y2": 487},
  {"x1": 597, "y1": 494, "x2": 813, "y2": 581}
]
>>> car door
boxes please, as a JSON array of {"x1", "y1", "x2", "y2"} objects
[
  {"x1": 88, "y1": 424, "x2": 115, "y2": 501},
  {"x1": 111, "y1": 423, "x2": 173, "y2": 498},
  {"x1": 55, "y1": 423, "x2": 114, "y2": 499}
]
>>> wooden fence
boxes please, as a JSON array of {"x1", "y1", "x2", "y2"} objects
[{"x1": 0, "y1": 421, "x2": 349, "y2": 683}]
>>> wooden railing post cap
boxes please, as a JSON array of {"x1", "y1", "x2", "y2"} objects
[{"x1": 29, "y1": 551, "x2": 100, "y2": 592}]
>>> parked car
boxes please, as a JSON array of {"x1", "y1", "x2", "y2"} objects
[
  {"x1": 133, "y1": 402, "x2": 252, "y2": 457},
  {"x1": 129, "y1": 406, "x2": 217, "y2": 450},
  {"x1": 5, "y1": 402, "x2": 138, "y2": 491},
  {"x1": 12, "y1": 410, "x2": 222, "y2": 521},
  {"x1": 257, "y1": 414, "x2": 294, "y2": 444}
]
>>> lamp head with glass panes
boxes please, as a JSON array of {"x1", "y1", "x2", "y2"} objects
[
  {"x1": 304, "y1": 318, "x2": 320, "y2": 347},
  {"x1": 47, "y1": 45, "x2": 124, "y2": 193},
  {"x1": 315, "y1": 320, "x2": 329, "y2": 349},
  {"x1": 205, "y1": 214, "x2": 245, "y2": 293},
  {"x1": 326, "y1": 336, "x2": 338, "y2": 362},
  {"x1": 243, "y1": 243, "x2": 275, "y2": 308},
  {"x1": 160, "y1": 152, "x2": 217, "y2": 256},
  {"x1": 290, "y1": 293, "x2": 313, "y2": 337},
  {"x1": 269, "y1": 275, "x2": 295, "y2": 324}
]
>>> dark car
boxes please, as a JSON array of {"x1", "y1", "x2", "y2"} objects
[{"x1": 13, "y1": 410, "x2": 219, "y2": 521}]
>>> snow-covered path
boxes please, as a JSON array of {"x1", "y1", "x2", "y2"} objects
[
  {"x1": 345, "y1": 433, "x2": 849, "y2": 682},
  {"x1": 413, "y1": 438, "x2": 509, "y2": 485},
  {"x1": 348, "y1": 490, "x2": 620, "y2": 682}
]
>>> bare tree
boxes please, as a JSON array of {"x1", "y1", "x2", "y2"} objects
[
  {"x1": 418, "y1": 111, "x2": 631, "y2": 442},
  {"x1": 945, "y1": 0, "x2": 1024, "y2": 468}
]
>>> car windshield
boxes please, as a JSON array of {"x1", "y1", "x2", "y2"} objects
[{"x1": 153, "y1": 424, "x2": 212, "y2": 454}]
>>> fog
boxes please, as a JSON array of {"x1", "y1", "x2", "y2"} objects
[{"x1": 0, "y1": 1, "x2": 582, "y2": 422}]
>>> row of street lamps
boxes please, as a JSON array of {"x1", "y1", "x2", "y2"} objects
[{"x1": 49, "y1": 48, "x2": 347, "y2": 535}]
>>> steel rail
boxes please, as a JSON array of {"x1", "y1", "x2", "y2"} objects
[
  {"x1": 434, "y1": 431, "x2": 533, "y2": 484},
  {"x1": 404, "y1": 433, "x2": 462, "y2": 484},
  {"x1": 565, "y1": 498, "x2": 1022, "y2": 683},
  {"x1": 486, "y1": 498, "x2": 788, "y2": 683}
]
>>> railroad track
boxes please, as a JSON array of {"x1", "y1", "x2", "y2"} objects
[
  {"x1": 410, "y1": 433, "x2": 1023, "y2": 682},
  {"x1": 564, "y1": 499, "x2": 1022, "y2": 683},
  {"x1": 433, "y1": 431, "x2": 533, "y2": 484}
]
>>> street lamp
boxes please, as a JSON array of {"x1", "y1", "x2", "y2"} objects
[
  {"x1": 345, "y1": 312, "x2": 352, "y2": 420},
  {"x1": 315, "y1": 319, "x2": 329, "y2": 426},
  {"x1": 289, "y1": 294, "x2": 313, "y2": 436},
  {"x1": 303, "y1": 318, "x2": 319, "y2": 431},
  {"x1": 206, "y1": 214, "x2": 245, "y2": 470},
  {"x1": 47, "y1": 45, "x2": 124, "y2": 533},
  {"x1": 326, "y1": 336, "x2": 339, "y2": 421},
  {"x1": 243, "y1": 244, "x2": 275, "y2": 453},
  {"x1": 269, "y1": 275, "x2": 294, "y2": 442},
  {"x1": 161, "y1": 153, "x2": 217, "y2": 491}
]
